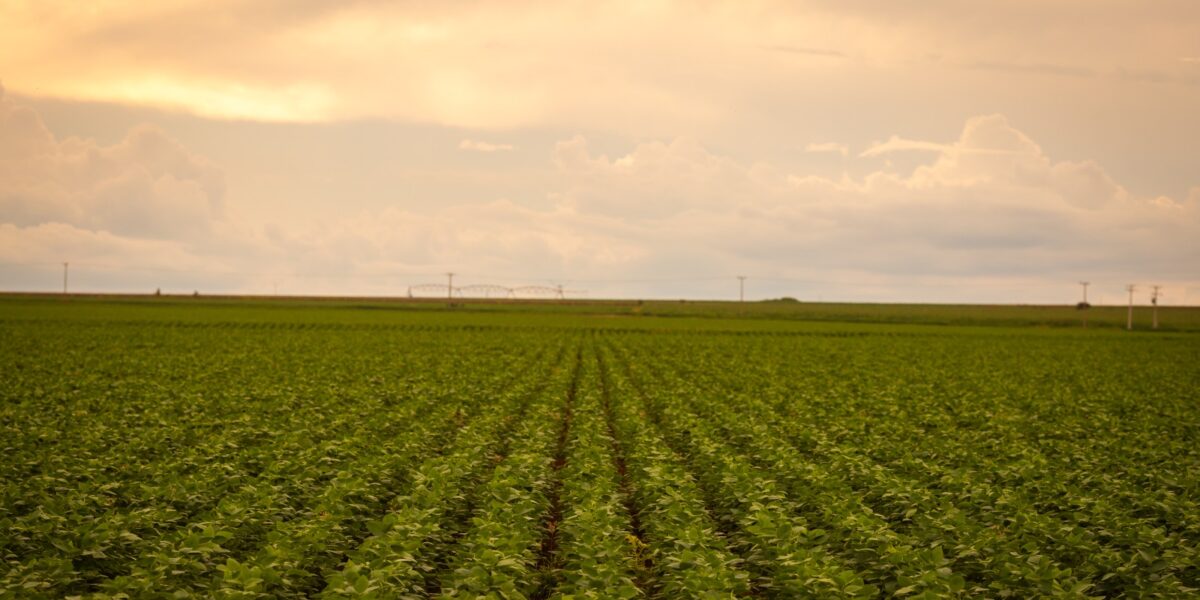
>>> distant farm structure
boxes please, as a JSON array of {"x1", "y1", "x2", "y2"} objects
[{"x1": 407, "y1": 282, "x2": 585, "y2": 300}]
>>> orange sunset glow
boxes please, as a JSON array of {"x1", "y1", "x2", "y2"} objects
[{"x1": 2, "y1": 1, "x2": 1198, "y2": 302}]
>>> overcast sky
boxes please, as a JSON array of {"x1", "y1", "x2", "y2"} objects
[{"x1": 2, "y1": 1, "x2": 1198, "y2": 303}]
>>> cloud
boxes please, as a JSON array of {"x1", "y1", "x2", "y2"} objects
[
  {"x1": 5, "y1": 1, "x2": 1196, "y2": 132},
  {"x1": 550, "y1": 135, "x2": 789, "y2": 219},
  {"x1": 804, "y1": 142, "x2": 849, "y2": 157},
  {"x1": 553, "y1": 115, "x2": 1195, "y2": 296},
  {"x1": 1, "y1": 91, "x2": 1196, "y2": 301},
  {"x1": 865, "y1": 115, "x2": 1070, "y2": 190},
  {"x1": 0, "y1": 87, "x2": 225, "y2": 241},
  {"x1": 535, "y1": 115, "x2": 1198, "y2": 290},
  {"x1": 459, "y1": 139, "x2": 515, "y2": 152},
  {"x1": 860, "y1": 136, "x2": 947, "y2": 156}
]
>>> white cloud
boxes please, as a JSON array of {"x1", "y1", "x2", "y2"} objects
[
  {"x1": 550, "y1": 135, "x2": 790, "y2": 220},
  {"x1": 1, "y1": 90, "x2": 1196, "y2": 302},
  {"x1": 535, "y1": 115, "x2": 1198, "y2": 293},
  {"x1": 0, "y1": 86, "x2": 225, "y2": 241},
  {"x1": 459, "y1": 139, "x2": 515, "y2": 152},
  {"x1": 860, "y1": 136, "x2": 948, "y2": 157}
]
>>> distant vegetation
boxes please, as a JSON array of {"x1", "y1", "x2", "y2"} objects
[{"x1": 3, "y1": 293, "x2": 1197, "y2": 332}]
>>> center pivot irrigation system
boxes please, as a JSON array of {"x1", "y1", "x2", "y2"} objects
[{"x1": 406, "y1": 280, "x2": 586, "y2": 300}]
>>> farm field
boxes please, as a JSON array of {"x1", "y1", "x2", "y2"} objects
[{"x1": 1, "y1": 296, "x2": 1198, "y2": 598}]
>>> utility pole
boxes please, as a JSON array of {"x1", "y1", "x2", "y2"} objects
[
  {"x1": 555, "y1": 284, "x2": 564, "y2": 300},
  {"x1": 1079, "y1": 281, "x2": 1090, "y2": 328},
  {"x1": 1151, "y1": 285, "x2": 1161, "y2": 330},
  {"x1": 1126, "y1": 284, "x2": 1136, "y2": 330},
  {"x1": 737, "y1": 276, "x2": 746, "y2": 302},
  {"x1": 63, "y1": 262, "x2": 69, "y2": 295},
  {"x1": 446, "y1": 272, "x2": 454, "y2": 302}
]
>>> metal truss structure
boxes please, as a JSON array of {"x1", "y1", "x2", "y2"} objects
[{"x1": 406, "y1": 282, "x2": 585, "y2": 299}]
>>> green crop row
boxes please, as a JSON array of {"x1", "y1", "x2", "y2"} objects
[
  {"x1": 545, "y1": 345, "x2": 640, "y2": 599},
  {"x1": 597, "y1": 345, "x2": 752, "y2": 598},
  {"x1": 432, "y1": 345, "x2": 572, "y2": 598},
  {"x1": 320, "y1": 345, "x2": 568, "y2": 598}
]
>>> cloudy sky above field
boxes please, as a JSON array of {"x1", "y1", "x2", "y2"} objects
[{"x1": 2, "y1": 1, "x2": 1199, "y2": 303}]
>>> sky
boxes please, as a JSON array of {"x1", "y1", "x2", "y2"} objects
[{"x1": 1, "y1": 1, "x2": 1198, "y2": 303}]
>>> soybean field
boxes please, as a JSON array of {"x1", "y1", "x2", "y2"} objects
[{"x1": 2, "y1": 296, "x2": 1198, "y2": 598}]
